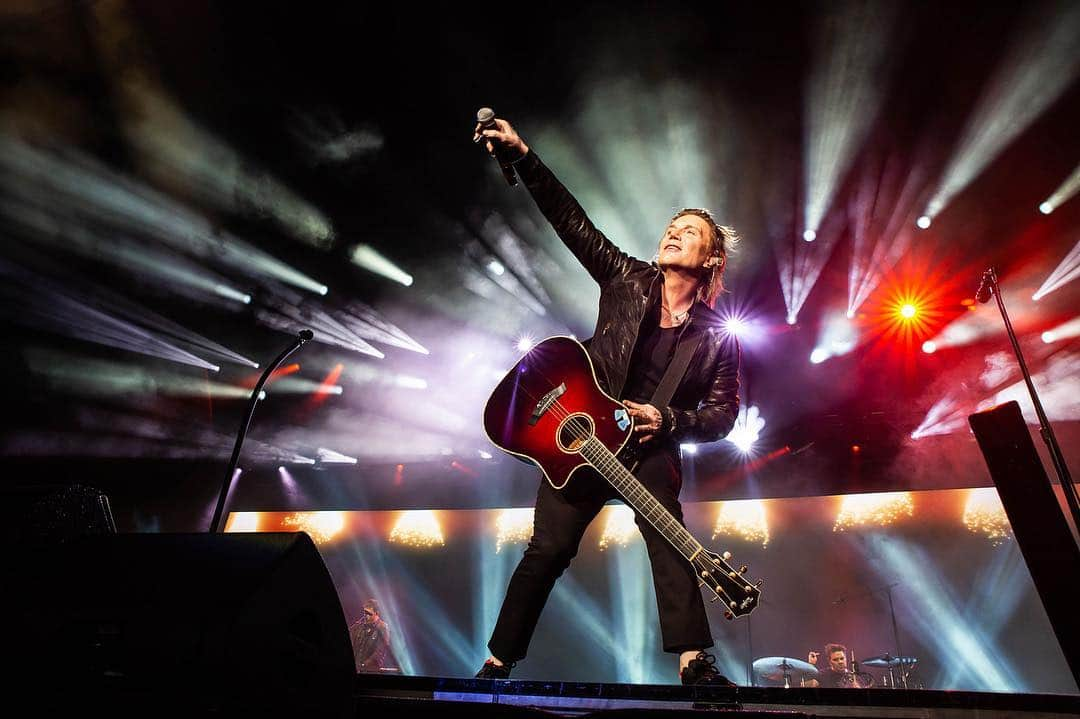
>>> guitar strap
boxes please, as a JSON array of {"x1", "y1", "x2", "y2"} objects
[{"x1": 649, "y1": 324, "x2": 705, "y2": 411}]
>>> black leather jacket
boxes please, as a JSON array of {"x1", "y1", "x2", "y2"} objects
[{"x1": 514, "y1": 150, "x2": 740, "y2": 445}]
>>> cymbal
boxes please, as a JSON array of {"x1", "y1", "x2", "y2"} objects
[
  {"x1": 861, "y1": 654, "x2": 917, "y2": 668},
  {"x1": 752, "y1": 656, "x2": 819, "y2": 680}
]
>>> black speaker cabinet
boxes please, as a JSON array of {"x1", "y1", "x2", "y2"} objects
[{"x1": 4, "y1": 532, "x2": 355, "y2": 717}]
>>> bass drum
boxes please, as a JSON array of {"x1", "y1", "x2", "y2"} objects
[{"x1": 837, "y1": 671, "x2": 875, "y2": 688}]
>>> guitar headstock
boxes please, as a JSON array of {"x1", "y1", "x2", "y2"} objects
[{"x1": 692, "y1": 549, "x2": 762, "y2": 619}]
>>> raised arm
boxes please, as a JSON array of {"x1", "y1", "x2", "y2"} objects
[{"x1": 474, "y1": 116, "x2": 636, "y2": 284}]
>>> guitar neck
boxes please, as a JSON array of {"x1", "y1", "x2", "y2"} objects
[{"x1": 580, "y1": 437, "x2": 703, "y2": 561}]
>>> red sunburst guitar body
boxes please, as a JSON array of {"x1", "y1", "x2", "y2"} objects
[{"x1": 483, "y1": 336, "x2": 762, "y2": 618}]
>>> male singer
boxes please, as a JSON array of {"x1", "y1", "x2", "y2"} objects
[{"x1": 472, "y1": 114, "x2": 741, "y2": 686}]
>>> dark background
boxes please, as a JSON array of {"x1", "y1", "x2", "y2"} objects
[{"x1": 0, "y1": 1, "x2": 1077, "y2": 529}]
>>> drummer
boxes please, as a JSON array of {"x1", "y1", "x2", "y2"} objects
[{"x1": 803, "y1": 643, "x2": 851, "y2": 688}]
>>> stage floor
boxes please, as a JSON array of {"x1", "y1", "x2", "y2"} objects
[{"x1": 355, "y1": 674, "x2": 1080, "y2": 717}]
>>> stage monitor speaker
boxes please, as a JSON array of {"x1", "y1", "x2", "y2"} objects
[
  {"x1": 4, "y1": 532, "x2": 355, "y2": 717},
  {"x1": 969, "y1": 400, "x2": 1080, "y2": 689}
]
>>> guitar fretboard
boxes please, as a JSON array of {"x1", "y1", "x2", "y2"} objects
[{"x1": 580, "y1": 436, "x2": 703, "y2": 561}]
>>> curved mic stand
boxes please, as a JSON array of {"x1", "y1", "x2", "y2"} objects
[
  {"x1": 208, "y1": 329, "x2": 314, "y2": 533},
  {"x1": 977, "y1": 268, "x2": 1080, "y2": 533}
]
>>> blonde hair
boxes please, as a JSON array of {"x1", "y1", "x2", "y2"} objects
[{"x1": 669, "y1": 208, "x2": 738, "y2": 307}]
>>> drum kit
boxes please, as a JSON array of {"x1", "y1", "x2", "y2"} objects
[
  {"x1": 751, "y1": 653, "x2": 919, "y2": 689},
  {"x1": 860, "y1": 653, "x2": 920, "y2": 689}
]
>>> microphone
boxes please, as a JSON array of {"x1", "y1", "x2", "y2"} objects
[
  {"x1": 976, "y1": 269, "x2": 995, "y2": 304},
  {"x1": 299, "y1": 329, "x2": 314, "y2": 343},
  {"x1": 476, "y1": 107, "x2": 518, "y2": 187}
]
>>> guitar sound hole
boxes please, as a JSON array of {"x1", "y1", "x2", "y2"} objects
[{"x1": 557, "y1": 414, "x2": 594, "y2": 452}]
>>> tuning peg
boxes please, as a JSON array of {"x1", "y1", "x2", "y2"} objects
[
  {"x1": 728, "y1": 571, "x2": 737, "y2": 578},
  {"x1": 721, "y1": 551, "x2": 732, "y2": 560},
  {"x1": 744, "y1": 584, "x2": 753, "y2": 592},
  {"x1": 739, "y1": 565, "x2": 748, "y2": 574},
  {"x1": 724, "y1": 611, "x2": 734, "y2": 620},
  {"x1": 756, "y1": 579, "x2": 764, "y2": 588},
  {"x1": 729, "y1": 600, "x2": 737, "y2": 609}
]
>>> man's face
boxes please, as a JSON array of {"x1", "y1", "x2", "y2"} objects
[
  {"x1": 658, "y1": 214, "x2": 716, "y2": 272},
  {"x1": 829, "y1": 650, "x2": 847, "y2": 673},
  {"x1": 363, "y1": 607, "x2": 377, "y2": 623}
]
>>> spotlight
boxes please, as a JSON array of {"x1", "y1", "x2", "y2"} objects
[
  {"x1": 1039, "y1": 201, "x2": 1054, "y2": 215},
  {"x1": 786, "y1": 314, "x2": 798, "y2": 326},
  {"x1": 900, "y1": 303, "x2": 917, "y2": 319},
  {"x1": 516, "y1": 336, "x2": 535, "y2": 352},
  {"x1": 315, "y1": 448, "x2": 358, "y2": 464},
  {"x1": 393, "y1": 375, "x2": 427, "y2": 390},
  {"x1": 810, "y1": 348, "x2": 829, "y2": 364},
  {"x1": 916, "y1": 216, "x2": 931, "y2": 229},
  {"x1": 846, "y1": 309, "x2": 855, "y2": 319},
  {"x1": 722, "y1": 316, "x2": 747, "y2": 338},
  {"x1": 487, "y1": 259, "x2": 505, "y2": 276},
  {"x1": 680, "y1": 443, "x2": 698, "y2": 454},
  {"x1": 1032, "y1": 239, "x2": 1080, "y2": 301},
  {"x1": 922, "y1": 340, "x2": 937, "y2": 353},
  {"x1": 803, "y1": 230, "x2": 817, "y2": 242},
  {"x1": 725, "y1": 405, "x2": 765, "y2": 455},
  {"x1": 478, "y1": 449, "x2": 493, "y2": 459},
  {"x1": 349, "y1": 244, "x2": 413, "y2": 287}
]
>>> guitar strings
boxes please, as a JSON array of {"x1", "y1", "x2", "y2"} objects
[
  {"x1": 502, "y1": 359, "x2": 751, "y2": 606},
  {"x1": 534, "y1": 393, "x2": 705, "y2": 565}
]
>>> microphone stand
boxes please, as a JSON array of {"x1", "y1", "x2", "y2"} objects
[
  {"x1": 208, "y1": 330, "x2": 314, "y2": 533},
  {"x1": 978, "y1": 268, "x2": 1080, "y2": 534},
  {"x1": 746, "y1": 614, "x2": 754, "y2": 687},
  {"x1": 884, "y1": 584, "x2": 908, "y2": 689},
  {"x1": 833, "y1": 581, "x2": 905, "y2": 687}
]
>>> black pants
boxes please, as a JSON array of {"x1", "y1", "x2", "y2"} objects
[{"x1": 488, "y1": 449, "x2": 714, "y2": 662}]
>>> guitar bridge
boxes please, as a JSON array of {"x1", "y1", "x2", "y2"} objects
[{"x1": 530, "y1": 383, "x2": 566, "y2": 426}]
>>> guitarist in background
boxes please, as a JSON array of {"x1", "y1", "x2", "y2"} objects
[{"x1": 473, "y1": 115, "x2": 741, "y2": 685}]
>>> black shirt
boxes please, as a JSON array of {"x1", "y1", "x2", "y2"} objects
[{"x1": 623, "y1": 297, "x2": 681, "y2": 404}]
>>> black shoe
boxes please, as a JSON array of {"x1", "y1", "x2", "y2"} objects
[
  {"x1": 476, "y1": 659, "x2": 514, "y2": 679},
  {"x1": 681, "y1": 652, "x2": 736, "y2": 687}
]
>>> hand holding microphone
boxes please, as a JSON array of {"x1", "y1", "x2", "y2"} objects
[{"x1": 473, "y1": 108, "x2": 528, "y2": 186}]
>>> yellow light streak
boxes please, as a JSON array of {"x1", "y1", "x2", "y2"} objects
[
  {"x1": 712, "y1": 500, "x2": 769, "y2": 547},
  {"x1": 389, "y1": 510, "x2": 445, "y2": 548},
  {"x1": 599, "y1": 505, "x2": 638, "y2": 550},
  {"x1": 225, "y1": 512, "x2": 260, "y2": 533},
  {"x1": 834, "y1": 492, "x2": 914, "y2": 531},
  {"x1": 963, "y1": 488, "x2": 1012, "y2": 546},
  {"x1": 282, "y1": 511, "x2": 345, "y2": 545},
  {"x1": 495, "y1": 508, "x2": 534, "y2": 553}
]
